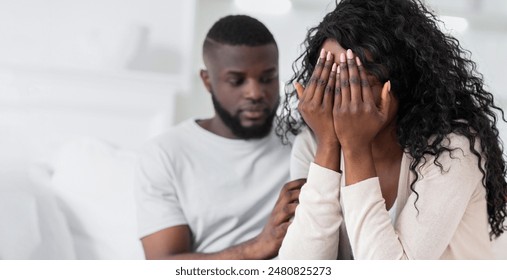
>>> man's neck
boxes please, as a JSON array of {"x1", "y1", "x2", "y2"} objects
[{"x1": 196, "y1": 117, "x2": 239, "y2": 139}]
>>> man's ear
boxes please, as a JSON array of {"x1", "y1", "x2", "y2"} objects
[{"x1": 200, "y1": 69, "x2": 212, "y2": 94}]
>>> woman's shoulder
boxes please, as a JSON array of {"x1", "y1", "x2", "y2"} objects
[
  {"x1": 406, "y1": 133, "x2": 482, "y2": 157},
  {"x1": 438, "y1": 133, "x2": 481, "y2": 155},
  {"x1": 412, "y1": 132, "x2": 483, "y2": 174}
]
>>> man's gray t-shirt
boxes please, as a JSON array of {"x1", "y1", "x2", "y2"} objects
[{"x1": 135, "y1": 119, "x2": 291, "y2": 253}]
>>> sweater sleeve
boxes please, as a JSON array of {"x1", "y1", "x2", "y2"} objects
[
  {"x1": 341, "y1": 134, "x2": 484, "y2": 259},
  {"x1": 289, "y1": 127, "x2": 317, "y2": 180},
  {"x1": 279, "y1": 129, "x2": 343, "y2": 259}
]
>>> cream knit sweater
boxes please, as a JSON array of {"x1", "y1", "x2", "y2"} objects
[{"x1": 279, "y1": 128, "x2": 493, "y2": 259}]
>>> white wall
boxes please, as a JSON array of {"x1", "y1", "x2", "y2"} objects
[
  {"x1": 0, "y1": 0, "x2": 196, "y2": 189},
  {"x1": 0, "y1": 0, "x2": 195, "y2": 77},
  {"x1": 425, "y1": 0, "x2": 507, "y2": 140}
]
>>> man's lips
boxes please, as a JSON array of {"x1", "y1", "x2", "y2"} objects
[
  {"x1": 240, "y1": 105, "x2": 269, "y2": 119},
  {"x1": 242, "y1": 109, "x2": 265, "y2": 119}
]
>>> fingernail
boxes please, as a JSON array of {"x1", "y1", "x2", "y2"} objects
[
  {"x1": 355, "y1": 57, "x2": 362, "y2": 66},
  {"x1": 326, "y1": 51, "x2": 332, "y2": 61},
  {"x1": 320, "y1": 49, "x2": 326, "y2": 59},
  {"x1": 337, "y1": 64, "x2": 340, "y2": 74},
  {"x1": 332, "y1": 63, "x2": 337, "y2": 72},
  {"x1": 346, "y1": 49, "x2": 354, "y2": 59},
  {"x1": 388, "y1": 80, "x2": 391, "y2": 92},
  {"x1": 340, "y1": 53, "x2": 346, "y2": 63}
]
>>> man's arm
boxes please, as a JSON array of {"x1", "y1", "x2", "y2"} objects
[
  {"x1": 141, "y1": 225, "x2": 271, "y2": 260},
  {"x1": 142, "y1": 179, "x2": 306, "y2": 260}
]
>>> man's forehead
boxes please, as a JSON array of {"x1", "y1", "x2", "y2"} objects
[
  {"x1": 206, "y1": 43, "x2": 278, "y2": 72},
  {"x1": 208, "y1": 43, "x2": 276, "y2": 60}
]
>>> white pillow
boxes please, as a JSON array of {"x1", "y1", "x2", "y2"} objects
[
  {"x1": 0, "y1": 185, "x2": 76, "y2": 259},
  {"x1": 50, "y1": 138, "x2": 144, "y2": 259}
]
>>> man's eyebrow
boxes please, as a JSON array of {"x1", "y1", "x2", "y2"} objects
[
  {"x1": 262, "y1": 67, "x2": 277, "y2": 74},
  {"x1": 225, "y1": 67, "x2": 277, "y2": 75},
  {"x1": 224, "y1": 70, "x2": 245, "y2": 76}
]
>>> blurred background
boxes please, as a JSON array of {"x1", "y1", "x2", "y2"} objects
[{"x1": 1, "y1": 0, "x2": 506, "y2": 259}]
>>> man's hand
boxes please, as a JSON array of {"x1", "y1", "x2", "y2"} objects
[
  {"x1": 142, "y1": 179, "x2": 306, "y2": 260},
  {"x1": 250, "y1": 178, "x2": 306, "y2": 259}
]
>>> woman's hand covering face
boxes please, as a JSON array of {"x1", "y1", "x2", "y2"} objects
[
  {"x1": 295, "y1": 49, "x2": 340, "y2": 148},
  {"x1": 333, "y1": 49, "x2": 392, "y2": 151}
]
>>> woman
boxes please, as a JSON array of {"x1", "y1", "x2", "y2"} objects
[{"x1": 276, "y1": 0, "x2": 507, "y2": 259}]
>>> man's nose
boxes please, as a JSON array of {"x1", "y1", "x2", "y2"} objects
[{"x1": 244, "y1": 81, "x2": 264, "y2": 100}]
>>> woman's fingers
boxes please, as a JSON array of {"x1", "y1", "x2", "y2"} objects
[
  {"x1": 294, "y1": 82, "x2": 304, "y2": 100},
  {"x1": 334, "y1": 63, "x2": 341, "y2": 109},
  {"x1": 304, "y1": 48, "x2": 326, "y2": 102},
  {"x1": 346, "y1": 49, "x2": 362, "y2": 104},
  {"x1": 356, "y1": 56, "x2": 374, "y2": 104},
  {"x1": 313, "y1": 51, "x2": 335, "y2": 104},
  {"x1": 379, "y1": 80, "x2": 392, "y2": 117},
  {"x1": 339, "y1": 52, "x2": 351, "y2": 106},
  {"x1": 323, "y1": 62, "x2": 337, "y2": 108}
]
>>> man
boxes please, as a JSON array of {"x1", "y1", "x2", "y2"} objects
[{"x1": 134, "y1": 15, "x2": 304, "y2": 260}]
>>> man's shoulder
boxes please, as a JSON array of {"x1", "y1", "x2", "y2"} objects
[
  {"x1": 143, "y1": 119, "x2": 199, "y2": 151},
  {"x1": 155, "y1": 118, "x2": 194, "y2": 137}
]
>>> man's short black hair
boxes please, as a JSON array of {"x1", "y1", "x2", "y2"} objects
[{"x1": 204, "y1": 15, "x2": 276, "y2": 53}]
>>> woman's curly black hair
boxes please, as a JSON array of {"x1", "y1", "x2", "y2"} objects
[{"x1": 275, "y1": 0, "x2": 507, "y2": 238}]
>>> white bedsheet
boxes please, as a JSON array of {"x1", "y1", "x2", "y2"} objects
[
  {"x1": 0, "y1": 137, "x2": 144, "y2": 260},
  {"x1": 0, "y1": 184, "x2": 75, "y2": 259}
]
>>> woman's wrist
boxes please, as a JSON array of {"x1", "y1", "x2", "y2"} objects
[
  {"x1": 342, "y1": 144, "x2": 377, "y2": 185},
  {"x1": 342, "y1": 143, "x2": 372, "y2": 159},
  {"x1": 314, "y1": 142, "x2": 341, "y2": 172}
]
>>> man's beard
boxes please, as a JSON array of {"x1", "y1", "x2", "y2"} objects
[{"x1": 211, "y1": 93, "x2": 278, "y2": 140}]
